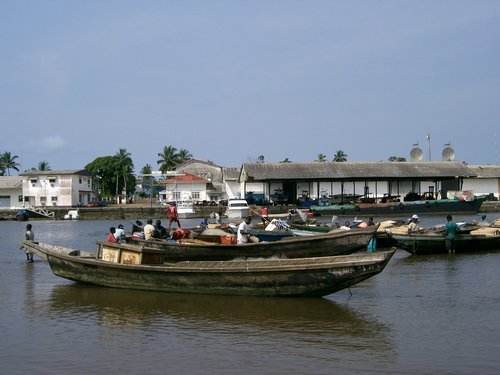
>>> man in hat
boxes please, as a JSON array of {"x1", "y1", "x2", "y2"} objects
[{"x1": 408, "y1": 214, "x2": 421, "y2": 234}]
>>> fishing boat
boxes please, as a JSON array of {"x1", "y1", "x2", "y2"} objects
[
  {"x1": 20, "y1": 240, "x2": 396, "y2": 297},
  {"x1": 310, "y1": 195, "x2": 486, "y2": 217},
  {"x1": 123, "y1": 224, "x2": 379, "y2": 262},
  {"x1": 387, "y1": 227, "x2": 500, "y2": 255}
]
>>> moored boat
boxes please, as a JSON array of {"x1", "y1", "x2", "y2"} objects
[
  {"x1": 123, "y1": 224, "x2": 379, "y2": 262},
  {"x1": 224, "y1": 199, "x2": 250, "y2": 219},
  {"x1": 21, "y1": 240, "x2": 396, "y2": 297},
  {"x1": 388, "y1": 227, "x2": 500, "y2": 255},
  {"x1": 310, "y1": 195, "x2": 486, "y2": 217}
]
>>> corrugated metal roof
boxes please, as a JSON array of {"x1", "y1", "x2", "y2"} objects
[
  {"x1": 467, "y1": 165, "x2": 500, "y2": 178},
  {"x1": 0, "y1": 176, "x2": 23, "y2": 189},
  {"x1": 241, "y1": 162, "x2": 479, "y2": 181}
]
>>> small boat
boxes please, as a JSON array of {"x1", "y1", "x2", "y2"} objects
[
  {"x1": 123, "y1": 224, "x2": 380, "y2": 262},
  {"x1": 176, "y1": 200, "x2": 196, "y2": 219},
  {"x1": 224, "y1": 199, "x2": 250, "y2": 219},
  {"x1": 63, "y1": 210, "x2": 79, "y2": 220},
  {"x1": 20, "y1": 240, "x2": 396, "y2": 297},
  {"x1": 388, "y1": 228, "x2": 500, "y2": 255}
]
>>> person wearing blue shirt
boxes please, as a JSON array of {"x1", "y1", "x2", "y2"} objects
[{"x1": 445, "y1": 214, "x2": 458, "y2": 255}]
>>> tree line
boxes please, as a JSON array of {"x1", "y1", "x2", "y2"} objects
[{"x1": 1, "y1": 146, "x2": 407, "y2": 201}]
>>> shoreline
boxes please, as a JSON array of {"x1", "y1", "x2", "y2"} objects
[{"x1": 0, "y1": 201, "x2": 499, "y2": 221}]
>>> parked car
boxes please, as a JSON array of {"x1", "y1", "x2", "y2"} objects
[{"x1": 87, "y1": 201, "x2": 107, "y2": 208}]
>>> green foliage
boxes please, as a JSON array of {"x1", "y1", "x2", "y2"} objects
[
  {"x1": 85, "y1": 152, "x2": 136, "y2": 199},
  {"x1": 333, "y1": 150, "x2": 347, "y2": 162},
  {"x1": 0, "y1": 151, "x2": 20, "y2": 175},
  {"x1": 316, "y1": 153, "x2": 327, "y2": 162},
  {"x1": 388, "y1": 156, "x2": 407, "y2": 162},
  {"x1": 157, "y1": 145, "x2": 193, "y2": 172}
]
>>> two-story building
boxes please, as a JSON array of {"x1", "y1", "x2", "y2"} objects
[{"x1": 19, "y1": 170, "x2": 94, "y2": 207}]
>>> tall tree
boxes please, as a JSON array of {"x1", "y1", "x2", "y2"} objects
[
  {"x1": 333, "y1": 150, "x2": 348, "y2": 162},
  {"x1": 316, "y1": 153, "x2": 327, "y2": 162},
  {"x1": 257, "y1": 155, "x2": 265, "y2": 163},
  {"x1": 85, "y1": 156, "x2": 118, "y2": 199},
  {"x1": 177, "y1": 148, "x2": 193, "y2": 164},
  {"x1": 114, "y1": 148, "x2": 134, "y2": 203},
  {"x1": 157, "y1": 146, "x2": 180, "y2": 173},
  {"x1": 0, "y1": 152, "x2": 20, "y2": 175},
  {"x1": 38, "y1": 160, "x2": 51, "y2": 171},
  {"x1": 280, "y1": 158, "x2": 292, "y2": 163}
]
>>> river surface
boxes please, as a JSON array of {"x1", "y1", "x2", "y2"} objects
[{"x1": 1, "y1": 215, "x2": 500, "y2": 374}]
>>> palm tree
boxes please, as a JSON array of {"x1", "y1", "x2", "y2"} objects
[
  {"x1": 280, "y1": 157, "x2": 292, "y2": 163},
  {"x1": 257, "y1": 155, "x2": 265, "y2": 163},
  {"x1": 0, "y1": 152, "x2": 20, "y2": 175},
  {"x1": 177, "y1": 148, "x2": 193, "y2": 164},
  {"x1": 114, "y1": 148, "x2": 134, "y2": 203},
  {"x1": 157, "y1": 146, "x2": 180, "y2": 173},
  {"x1": 333, "y1": 150, "x2": 348, "y2": 162},
  {"x1": 38, "y1": 160, "x2": 51, "y2": 171},
  {"x1": 316, "y1": 153, "x2": 327, "y2": 162}
]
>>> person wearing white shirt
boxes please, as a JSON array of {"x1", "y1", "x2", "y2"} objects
[{"x1": 237, "y1": 217, "x2": 252, "y2": 244}]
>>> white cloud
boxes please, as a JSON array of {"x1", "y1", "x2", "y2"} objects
[{"x1": 40, "y1": 135, "x2": 67, "y2": 150}]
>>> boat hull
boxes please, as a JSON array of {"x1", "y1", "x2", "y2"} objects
[
  {"x1": 389, "y1": 233, "x2": 500, "y2": 255},
  {"x1": 310, "y1": 198, "x2": 485, "y2": 217},
  {"x1": 123, "y1": 226, "x2": 379, "y2": 262},
  {"x1": 22, "y1": 241, "x2": 395, "y2": 297}
]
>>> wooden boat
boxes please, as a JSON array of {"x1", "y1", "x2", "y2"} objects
[
  {"x1": 388, "y1": 228, "x2": 500, "y2": 255},
  {"x1": 310, "y1": 196, "x2": 486, "y2": 217},
  {"x1": 123, "y1": 225, "x2": 379, "y2": 262},
  {"x1": 20, "y1": 240, "x2": 396, "y2": 297}
]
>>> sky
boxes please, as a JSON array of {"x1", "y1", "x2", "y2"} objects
[{"x1": 1, "y1": 0, "x2": 500, "y2": 174}]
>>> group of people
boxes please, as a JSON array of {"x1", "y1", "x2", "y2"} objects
[
  {"x1": 407, "y1": 213, "x2": 458, "y2": 254},
  {"x1": 106, "y1": 202, "x2": 183, "y2": 243}
]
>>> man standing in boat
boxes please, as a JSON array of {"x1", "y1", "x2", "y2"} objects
[
  {"x1": 444, "y1": 214, "x2": 458, "y2": 255},
  {"x1": 166, "y1": 202, "x2": 181, "y2": 230}
]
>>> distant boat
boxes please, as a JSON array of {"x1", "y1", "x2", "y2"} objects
[
  {"x1": 21, "y1": 240, "x2": 395, "y2": 297},
  {"x1": 310, "y1": 195, "x2": 486, "y2": 217},
  {"x1": 63, "y1": 210, "x2": 79, "y2": 220},
  {"x1": 224, "y1": 199, "x2": 250, "y2": 219},
  {"x1": 388, "y1": 228, "x2": 500, "y2": 255},
  {"x1": 175, "y1": 200, "x2": 196, "y2": 219}
]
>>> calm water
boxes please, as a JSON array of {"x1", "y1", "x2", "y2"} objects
[{"x1": 1, "y1": 215, "x2": 500, "y2": 375}]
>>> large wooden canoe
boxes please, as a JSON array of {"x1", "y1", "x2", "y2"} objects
[
  {"x1": 121, "y1": 225, "x2": 379, "y2": 262},
  {"x1": 388, "y1": 231, "x2": 500, "y2": 255},
  {"x1": 21, "y1": 240, "x2": 395, "y2": 297}
]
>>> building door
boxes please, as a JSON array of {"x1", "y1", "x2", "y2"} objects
[{"x1": 0, "y1": 196, "x2": 11, "y2": 208}]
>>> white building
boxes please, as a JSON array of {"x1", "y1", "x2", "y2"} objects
[
  {"x1": 158, "y1": 172, "x2": 211, "y2": 204},
  {"x1": 0, "y1": 176, "x2": 24, "y2": 209},
  {"x1": 19, "y1": 170, "x2": 94, "y2": 207}
]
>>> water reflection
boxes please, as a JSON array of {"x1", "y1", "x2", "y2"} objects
[{"x1": 40, "y1": 284, "x2": 393, "y2": 351}]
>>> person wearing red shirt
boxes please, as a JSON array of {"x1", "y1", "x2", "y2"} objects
[{"x1": 166, "y1": 202, "x2": 181, "y2": 230}]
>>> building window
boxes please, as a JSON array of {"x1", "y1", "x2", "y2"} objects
[
  {"x1": 40, "y1": 196, "x2": 47, "y2": 205},
  {"x1": 51, "y1": 196, "x2": 58, "y2": 202},
  {"x1": 79, "y1": 178, "x2": 82, "y2": 184},
  {"x1": 192, "y1": 192, "x2": 200, "y2": 199},
  {"x1": 29, "y1": 178, "x2": 37, "y2": 187},
  {"x1": 172, "y1": 191, "x2": 181, "y2": 200},
  {"x1": 48, "y1": 177, "x2": 56, "y2": 187},
  {"x1": 18, "y1": 195, "x2": 23, "y2": 202}
]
